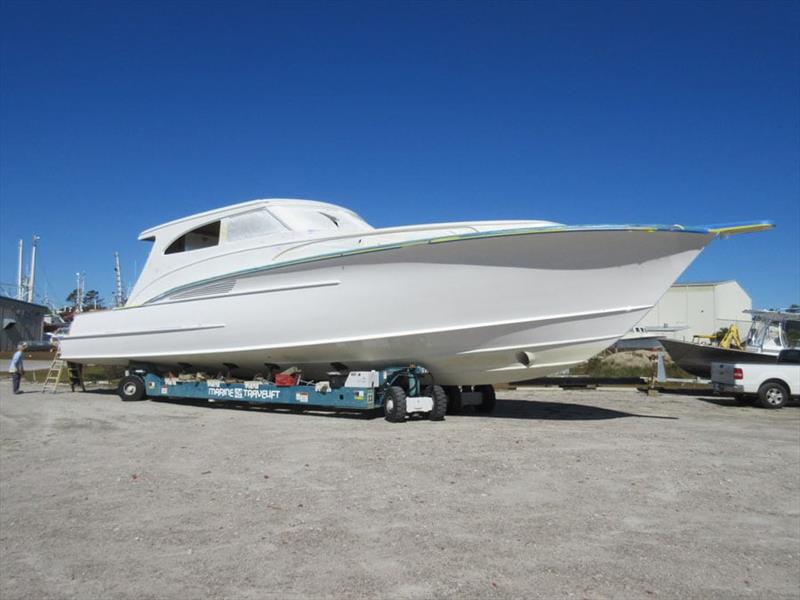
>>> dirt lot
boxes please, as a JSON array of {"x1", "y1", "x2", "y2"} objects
[{"x1": 1, "y1": 382, "x2": 798, "y2": 599}]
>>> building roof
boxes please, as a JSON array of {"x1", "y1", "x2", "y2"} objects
[{"x1": 0, "y1": 295, "x2": 49, "y2": 311}]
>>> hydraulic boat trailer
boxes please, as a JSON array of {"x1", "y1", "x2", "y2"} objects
[{"x1": 117, "y1": 364, "x2": 496, "y2": 423}]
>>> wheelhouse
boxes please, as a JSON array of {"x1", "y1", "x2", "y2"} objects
[
  {"x1": 158, "y1": 200, "x2": 373, "y2": 257},
  {"x1": 127, "y1": 199, "x2": 374, "y2": 304}
]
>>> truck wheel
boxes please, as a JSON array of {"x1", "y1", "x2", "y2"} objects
[
  {"x1": 383, "y1": 386, "x2": 407, "y2": 423},
  {"x1": 425, "y1": 385, "x2": 447, "y2": 421},
  {"x1": 118, "y1": 375, "x2": 146, "y2": 401},
  {"x1": 443, "y1": 385, "x2": 463, "y2": 414},
  {"x1": 757, "y1": 381, "x2": 788, "y2": 409},
  {"x1": 475, "y1": 385, "x2": 496, "y2": 413}
]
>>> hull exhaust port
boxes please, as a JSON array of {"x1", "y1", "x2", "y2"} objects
[{"x1": 516, "y1": 351, "x2": 536, "y2": 367}]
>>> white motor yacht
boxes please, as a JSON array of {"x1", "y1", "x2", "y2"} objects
[{"x1": 59, "y1": 199, "x2": 773, "y2": 384}]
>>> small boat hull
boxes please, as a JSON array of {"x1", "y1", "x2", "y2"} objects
[{"x1": 660, "y1": 338, "x2": 777, "y2": 379}]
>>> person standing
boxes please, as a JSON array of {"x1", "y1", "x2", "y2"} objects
[{"x1": 8, "y1": 343, "x2": 26, "y2": 394}]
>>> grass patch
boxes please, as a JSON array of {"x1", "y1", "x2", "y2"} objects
[{"x1": 571, "y1": 350, "x2": 695, "y2": 379}]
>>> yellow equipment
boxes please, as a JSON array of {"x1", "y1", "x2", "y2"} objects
[
  {"x1": 692, "y1": 324, "x2": 744, "y2": 349},
  {"x1": 719, "y1": 324, "x2": 744, "y2": 350}
]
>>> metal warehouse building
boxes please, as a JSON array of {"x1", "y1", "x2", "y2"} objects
[
  {"x1": 638, "y1": 280, "x2": 752, "y2": 342},
  {"x1": 0, "y1": 296, "x2": 48, "y2": 352}
]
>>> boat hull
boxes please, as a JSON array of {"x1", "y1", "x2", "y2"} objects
[
  {"x1": 61, "y1": 229, "x2": 712, "y2": 384},
  {"x1": 660, "y1": 338, "x2": 777, "y2": 379}
]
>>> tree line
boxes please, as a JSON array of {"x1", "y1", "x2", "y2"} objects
[{"x1": 66, "y1": 289, "x2": 104, "y2": 310}]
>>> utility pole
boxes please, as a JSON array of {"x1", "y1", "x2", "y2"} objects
[
  {"x1": 27, "y1": 235, "x2": 39, "y2": 303},
  {"x1": 113, "y1": 252, "x2": 126, "y2": 308},
  {"x1": 16, "y1": 239, "x2": 24, "y2": 300}
]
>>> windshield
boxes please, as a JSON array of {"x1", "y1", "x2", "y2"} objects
[
  {"x1": 745, "y1": 319, "x2": 768, "y2": 347},
  {"x1": 225, "y1": 208, "x2": 287, "y2": 243},
  {"x1": 268, "y1": 206, "x2": 373, "y2": 233}
]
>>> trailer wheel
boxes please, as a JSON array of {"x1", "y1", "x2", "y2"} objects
[
  {"x1": 475, "y1": 385, "x2": 496, "y2": 413},
  {"x1": 383, "y1": 386, "x2": 407, "y2": 423},
  {"x1": 425, "y1": 385, "x2": 447, "y2": 421},
  {"x1": 118, "y1": 375, "x2": 146, "y2": 402},
  {"x1": 443, "y1": 385, "x2": 463, "y2": 414},
  {"x1": 757, "y1": 381, "x2": 788, "y2": 409}
]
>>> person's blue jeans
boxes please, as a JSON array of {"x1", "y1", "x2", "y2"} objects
[{"x1": 12, "y1": 373, "x2": 21, "y2": 393}]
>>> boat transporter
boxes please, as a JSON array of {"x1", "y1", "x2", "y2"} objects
[{"x1": 117, "y1": 364, "x2": 496, "y2": 423}]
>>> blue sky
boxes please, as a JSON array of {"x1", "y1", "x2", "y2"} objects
[{"x1": 1, "y1": 0, "x2": 798, "y2": 310}]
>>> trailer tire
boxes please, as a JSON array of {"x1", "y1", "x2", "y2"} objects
[
  {"x1": 757, "y1": 381, "x2": 789, "y2": 409},
  {"x1": 118, "y1": 375, "x2": 146, "y2": 402},
  {"x1": 425, "y1": 385, "x2": 447, "y2": 421},
  {"x1": 475, "y1": 385, "x2": 496, "y2": 413},
  {"x1": 383, "y1": 386, "x2": 407, "y2": 423},
  {"x1": 443, "y1": 385, "x2": 463, "y2": 414}
]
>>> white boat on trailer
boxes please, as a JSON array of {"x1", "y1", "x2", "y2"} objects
[{"x1": 59, "y1": 198, "x2": 772, "y2": 386}]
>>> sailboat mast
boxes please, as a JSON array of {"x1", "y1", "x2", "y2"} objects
[
  {"x1": 27, "y1": 235, "x2": 39, "y2": 303},
  {"x1": 16, "y1": 239, "x2": 24, "y2": 300},
  {"x1": 114, "y1": 252, "x2": 125, "y2": 307}
]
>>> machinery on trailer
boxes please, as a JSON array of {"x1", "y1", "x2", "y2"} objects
[{"x1": 115, "y1": 365, "x2": 494, "y2": 423}]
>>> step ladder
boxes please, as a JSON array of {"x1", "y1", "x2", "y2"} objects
[{"x1": 42, "y1": 353, "x2": 85, "y2": 393}]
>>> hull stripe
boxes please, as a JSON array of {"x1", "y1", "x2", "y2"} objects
[{"x1": 129, "y1": 225, "x2": 721, "y2": 306}]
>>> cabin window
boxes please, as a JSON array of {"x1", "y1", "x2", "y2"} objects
[
  {"x1": 225, "y1": 209, "x2": 286, "y2": 242},
  {"x1": 165, "y1": 221, "x2": 221, "y2": 254}
]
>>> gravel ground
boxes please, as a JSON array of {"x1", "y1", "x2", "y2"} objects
[{"x1": 1, "y1": 381, "x2": 798, "y2": 599}]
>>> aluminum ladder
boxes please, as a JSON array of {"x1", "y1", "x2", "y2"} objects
[{"x1": 42, "y1": 352, "x2": 85, "y2": 393}]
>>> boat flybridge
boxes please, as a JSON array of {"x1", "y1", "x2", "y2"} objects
[{"x1": 60, "y1": 198, "x2": 773, "y2": 385}]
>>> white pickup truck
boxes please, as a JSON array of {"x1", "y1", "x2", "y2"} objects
[{"x1": 712, "y1": 349, "x2": 800, "y2": 409}]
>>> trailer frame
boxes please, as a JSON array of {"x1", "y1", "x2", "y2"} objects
[{"x1": 117, "y1": 364, "x2": 449, "y2": 422}]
